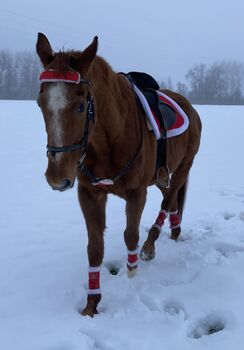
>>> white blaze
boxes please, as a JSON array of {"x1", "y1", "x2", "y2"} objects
[{"x1": 47, "y1": 83, "x2": 68, "y2": 147}]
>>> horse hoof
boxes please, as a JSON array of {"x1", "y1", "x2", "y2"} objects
[
  {"x1": 170, "y1": 227, "x2": 181, "y2": 241},
  {"x1": 140, "y1": 242, "x2": 155, "y2": 261},
  {"x1": 81, "y1": 306, "x2": 98, "y2": 317},
  {"x1": 127, "y1": 267, "x2": 137, "y2": 278}
]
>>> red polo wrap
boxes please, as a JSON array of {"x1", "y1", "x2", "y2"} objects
[
  {"x1": 169, "y1": 212, "x2": 181, "y2": 229},
  {"x1": 155, "y1": 210, "x2": 167, "y2": 227},
  {"x1": 128, "y1": 253, "x2": 138, "y2": 264},
  {"x1": 88, "y1": 271, "x2": 100, "y2": 290}
]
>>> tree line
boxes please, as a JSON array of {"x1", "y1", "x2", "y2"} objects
[
  {"x1": 161, "y1": 60, "x2": 244, "y2": 105},
  {"x1": 0, "y1": 50, "x2": 41, "y2": 100},
  {"x1": 0, "y1": 49, "x2": 244, "y2": 104}
]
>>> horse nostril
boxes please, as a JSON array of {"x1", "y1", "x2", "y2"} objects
[{"x1": 62, "y1": 178, "x2": 71, "y2": 189}]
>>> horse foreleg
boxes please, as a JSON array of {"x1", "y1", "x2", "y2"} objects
[
  {"x1": 141, "y1": 157, "x2": 194, "y2": 260},
  {"x1": 124, "y1": 188, "x2": 147, "y2": 277},
  {"x1": 78, "y1": 184, "x2": 107, "y2": 317}
]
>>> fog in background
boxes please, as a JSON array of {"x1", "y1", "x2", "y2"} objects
[{"x1": 0, "y1": 0, "x2": 243, "y2": 102}]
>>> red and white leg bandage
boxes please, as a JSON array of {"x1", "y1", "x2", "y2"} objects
[
  {"x1": 152, "y1": 209, "x2": 168, "y2": 232},
  {"x1": 169, "y1": 210, "x2": 181, "y2": 229},
  {"x1": 88, "y1": 266, "x2": 101, "y2": 295},
  {"x1": 127, "y1": 248, "x2": 138, "y2": 271}
]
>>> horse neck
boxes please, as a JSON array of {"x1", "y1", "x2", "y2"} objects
[{"x1": 89, "y1": 57, "x2": 138, "y2": 138}]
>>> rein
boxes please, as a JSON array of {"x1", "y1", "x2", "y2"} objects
[{"x1": 40, "y1": 69, "x2": 143, "y2": 186}]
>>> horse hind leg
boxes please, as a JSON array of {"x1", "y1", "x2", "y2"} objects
[
  {"x1": 140, "y1": 186, "x2": 167, "y2": 261},
  {"x1": 169, "y1": 178, "x2": 188, "y2": 240},
  {"x1": 140, "y1": 157, "x2": 193, "y2": 261}
]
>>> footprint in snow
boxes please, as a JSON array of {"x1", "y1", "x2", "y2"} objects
[
  {"x1": 163, "y1": 299, "x2": 187, "y2": 319},
  {"x1": 239, "y1": 212, "x2": 244, "y2": 221},
  {"x1": 187, "y1": 311, "x2": 227, "y2": 339},
  {"x1": 214, "y1": 242, "x2": 244, "y2": 258},
  {"x1": 223, "y1": 212, "x2": 235, "y2": 221},
  {"x1": 103, "y1": 260, "x2": 123, "y2": 275},
  {"x1": 222, "y1": 211, "x2": 244, "y2": 222}
]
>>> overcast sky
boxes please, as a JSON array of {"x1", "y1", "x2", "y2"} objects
[{"x1": 0, "y1": 0, "x2": 243, "y2": 85}]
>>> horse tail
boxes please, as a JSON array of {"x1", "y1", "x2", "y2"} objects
[{"x1": 177, "y1": 176, "x2": 189, "y2": 220}]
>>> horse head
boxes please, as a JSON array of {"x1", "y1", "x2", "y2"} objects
[{"x1": 36, "y1": 33, "x2": 98, "y2": 191}]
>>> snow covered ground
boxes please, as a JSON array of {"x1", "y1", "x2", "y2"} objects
[{"x1": 1, "y1": 101, "x2": 244, "y2": 350}]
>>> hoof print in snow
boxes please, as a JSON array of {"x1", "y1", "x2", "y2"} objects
[
  {"x1": 188, "y1": 313, "x2": 225, "y2": 339},
  {"x1": 223, "y1": 212, "x2": 235, "y2": 221},
  {"x1": 239, "y1": 212, "x2": 244, "y2": 221},
  {"x1": 109, "y1": 267, "x2": 119, "y2": 275},
  {"x1": 104, "y1": 261, "x2": 122, "y2": 275},
  {"x1": 163, "y1": 299, "x2": 187, "y2": 319},
  {"x1": 214, "y1": 242, "x2": 244, "y2": 258}
]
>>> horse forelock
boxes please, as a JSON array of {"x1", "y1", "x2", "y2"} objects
[{"x1": 50, "y1": 51, "x2": 78, "y2": 73}]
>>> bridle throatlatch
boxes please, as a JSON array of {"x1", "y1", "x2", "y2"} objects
[{"x1": 39, "y1": 69, "x2": 143, "y2": 186}]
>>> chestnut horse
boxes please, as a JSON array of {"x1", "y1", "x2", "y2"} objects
[{"x1": 36, "y1": 33, "x2": 201, "y2": 317}]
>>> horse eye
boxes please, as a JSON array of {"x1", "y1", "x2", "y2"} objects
[{"x1": 77, "y1": 102, "x2": 85, "y2": 113}]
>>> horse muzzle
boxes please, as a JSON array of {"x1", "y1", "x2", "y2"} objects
[{"x1": 46, "y1": 177, "x2": 74, "y2": 192}]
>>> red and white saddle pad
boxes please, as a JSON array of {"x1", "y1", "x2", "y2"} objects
[{"x1": 131, "y1": 83, "x2": 189, "y2": 140}]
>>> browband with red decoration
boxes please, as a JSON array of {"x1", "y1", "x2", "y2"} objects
[{"x1": 39, "y1": 70, "x2": 90, "y2": 85}]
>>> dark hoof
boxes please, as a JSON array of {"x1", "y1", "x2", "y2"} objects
[
  {"x1": 81, "y1": 294, "x2": 101, "y2": 317},
  {"x1": 170, "y1": 227, "x2": 181, "y2": 241},
  {"x1": 81, "y1": 306, "x2": 98, "y2": 317},
  {"x1": 140, "y1": 241, "x2": 155, "y2": 261}
]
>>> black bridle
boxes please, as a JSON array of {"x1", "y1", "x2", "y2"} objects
[
  {"x1": 44, "y1": 72, "x2": 143, "y2": 186},
  {"x1": 46, "y1": 91, "x2": 95, "y2": 163}
]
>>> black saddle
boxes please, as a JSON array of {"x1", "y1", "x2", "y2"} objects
[
  {"x1": 126, "y1": 72, "x2": 176, "y2": 131},
  {"x1": 127, "y1": 71, "x2": 160, "y2": 90}
]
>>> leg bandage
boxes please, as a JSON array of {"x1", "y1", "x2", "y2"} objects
[
  {"x1": 152, "y1": 209, "x2": 168, "y2": 232},
  {"x1": 127, "y1": 248, "x2": 138, "y2": 271},
  {"x1": 88, "y1": 266, "x2": 101, "y2": 295},
  {"x1": 169, "y1": 210, "x2": 181, "y2": 229}
]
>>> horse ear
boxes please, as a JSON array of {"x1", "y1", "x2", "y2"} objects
[
  {"x1": 71, "y1": 36, "x2": 98, "y2": 73},
  {"x1": 36, "y1": 32, "x2": 54, "y2": 67}
]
